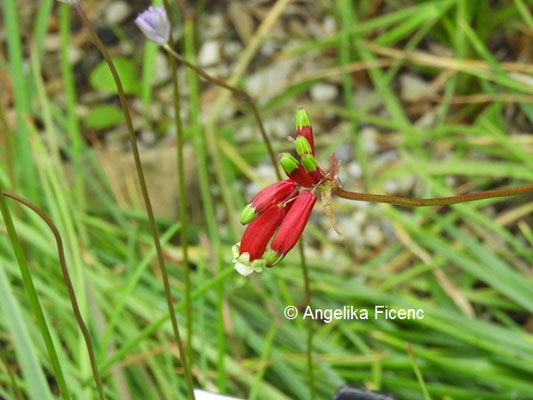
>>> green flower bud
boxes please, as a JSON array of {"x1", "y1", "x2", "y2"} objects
[
  {"x1": 301, "y1": 154, "x2": 317, "y2": 172},
  {"x1": 240, "y1": 204, "x2": 258, "y2": 225},
  {"x1": 264, "y1": 249, "x2": 284, "y2": 267},
  {"x1": 295, "y1": 108, "x2": 311, "y2": 130},
  {"x1": 279, "y1": 153, "x2": 299, "y2": 175},
  {"x1": 295, "y1": 136, "x2": 312, "y2": 156}
]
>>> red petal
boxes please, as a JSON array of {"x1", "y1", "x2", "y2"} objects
[
  {"x1": 240, "y1": 205, "x2": 285, "y2": 261},
  {"x1": 250, "y1": 180, "x2": 296, "y2": 213},
  {"x1": 270, "y1": 191, "x2": 316, "y2": 256},
  {"x1": 296, "y1": 126, "x2": 315, "y2": 155},
  {"x1": 288, "y1": 165, "x2": 316, "y2": 187}
]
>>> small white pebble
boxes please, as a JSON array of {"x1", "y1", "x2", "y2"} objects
[
  {"x1": 199, "y1": 41, "x2": 221, "y2": 67},
  {"x1": 254, "y1": 164, "x2": 277, "y2": 181},
  {"x1": 224, "y1": 41, "x2": 242, "y2": 58},
  {"x1": 364, "y1": 225, "x2": 384, "y2": 247},
  {"x1": 261, "y1": 40, "x2": 277, "y2": 57},
  {"x1": 445, "y1": 176, "x2": 457, "y2": 187},
  {"x1": 384, "y1": 180, "x2": 400, "y2": 194},
  {"x1": 400, "y1": 74, "x2": 428, "y2": 102},
  {"x1": 310, "y1": 83, "x2": 338, "y2": 102},
  {"x1": 352, "y1": 211, "x2": 367, "y2": 226},
  {"x1": 323, "y1": 15, "x2": 336, "y2": 34},
  {"x1": 141, "y1": 131, "x2": 156, "y2": 145},
  {"x1": 398, "y1": 175, "x2": 415, "y2": 193},
  {"x1": 360, "y1": 127, "x2": 379, "y2": 154},
  {"x1": 346, "y1": 161, "x2": 362, "y2": 179},
  {"x1": 105, "y1": 1, "x2": 130, "y2": 25},
  {"x1": 335, "y1": 143, "x2": 352, "y2": 163}
]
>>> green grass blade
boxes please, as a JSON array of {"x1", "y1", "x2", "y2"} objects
[{"x1": 0, "y1": 263, "x2": 53, "y2": 400}]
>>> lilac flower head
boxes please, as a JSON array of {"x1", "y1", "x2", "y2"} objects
[{"x1": 135, "y1": 6, "x2": 170, "y2": 45}]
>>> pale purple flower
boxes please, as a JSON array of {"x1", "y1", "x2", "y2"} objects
[{"x1": 135, "y1": 6, "x2": 170, "y2": 45}]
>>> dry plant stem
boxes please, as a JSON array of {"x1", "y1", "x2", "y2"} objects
[
  {"x1": 161, "y1": 0, "x2": 193, "y2": 373},
  {"x1": 162, "y1": 44, "x2": 282, "y2": 180},
  {"x1": 74, "y1": 5, "x2": 195, "y2": 399},
  {"x1": 3, "y1": 190, "x2": 105, "y2": 400},
  {"x1": 298, "y1": 240, "x2": 315, "y2": 400},
  {"x1": 334, "y1": 184, "x2": 533, "y2": 206}
]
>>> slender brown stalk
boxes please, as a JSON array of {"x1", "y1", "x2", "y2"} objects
[
  {"x1": 3, "y1": 190, "x2": 105, "y2": 400},
  {"x1": 162, "y1": 44, "x2": 282, "y2": 180},
  {"x1": 298, "y1": 240, "x2": 315, "y2": 400},
  {"x1": 74, "y1": 5, "x2": 195, "y2": 398},
  {"x1": 333, "y1": 184, "x2": 533, "y2": 207},
  {"x1": 161, "y1": 0, "x2": 193, "y2": 375}
]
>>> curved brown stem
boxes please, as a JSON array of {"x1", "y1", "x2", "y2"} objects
[
  {"x1": 333, "y1": 184, "x2": 533, "y2": 207},
  {"x1": 162, "y1": 44, "x2": 282, "y2": 181},
  {"x1": 3, "y1": 190, "x2": 105, "y2": 400}
]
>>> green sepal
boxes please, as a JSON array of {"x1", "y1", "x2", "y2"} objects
[
  {"x1": 240, "y1": 204, "x2": 258, "y2": 225},
  {"x1": 295, "y1": 108, "x2": 311, "y2": 130},
  {"x1": 264, "y1": 249, "x2": 284, "y2": 267},
  {"x1": 295, "y1": 136, "x2": 312, "y2": 156},
  {"x1": 280, "y1": 153, "x2": 299, "y2": 175},
  {"x1": 301, "y1": 154, "x2": 317, "y2": 172}
]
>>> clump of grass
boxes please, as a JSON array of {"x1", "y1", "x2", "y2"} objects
[{"x1": 1, "y1": 1, "x2": 533, "y2": 400}]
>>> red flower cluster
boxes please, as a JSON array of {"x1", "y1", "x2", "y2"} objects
[{"x1": 233, "y1": 109, "x2": 325, "y2": 276}]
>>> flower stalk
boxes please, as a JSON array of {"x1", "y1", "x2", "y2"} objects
[
  {"x1": 74, "y1": 4, "x2": 195, "y2": 398},
  {"x1": 333, "y1": 184, "x2": 533, "y2": 206},
  {"x1": 161, "y1": 43, "x2": 281, "y2": 180},
  {"x1": 157, "y1": 0, "x2": 195, "y2": 377}
]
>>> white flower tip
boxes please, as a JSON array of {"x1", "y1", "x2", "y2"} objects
[
  {"x1": 234, "y1": 260, "x2": 262, "y2": 276},
  {"x1": 232, "y1": 251, "x2": 263, "y2": 276}
]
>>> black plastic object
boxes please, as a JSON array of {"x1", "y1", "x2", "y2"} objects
[{"x1": 333, "y1": 385, "x2": 398, "y2": 400}]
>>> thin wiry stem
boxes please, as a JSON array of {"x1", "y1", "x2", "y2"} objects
[
  {"x1": 3, "y1": 190, "x2": 105, "y2": 400},
  {"x1": 181, "y1": 13, "x2": 227, "y2": 390},
  {"x1": 162, "y1": 44, "x2": 282, "y2": 181},
  {"x1": 0, "y1": 191, "x2": 70, "y2": 400},
  {"x1": 161, "y1": 0, "x2": 194, "y2": 380},
  {"x1": 333, "y1": 184, "x2": 533, "y2": 206},
  {"x1": 74, "y1": 4, "x2": 195, "y2": 398},
  {"x1": 298, "y1": 239, "x2": 315, "y2": 400}
]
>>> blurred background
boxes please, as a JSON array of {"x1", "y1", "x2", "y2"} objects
[{"x1": 1, "y1": 0, "x2": 533, "y2": 399}]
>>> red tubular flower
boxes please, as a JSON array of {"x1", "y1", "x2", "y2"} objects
[
  {"x1": 241, "y1": 205, "x2": 285, "y2": 260},
  {"x1": 295, "y1": 108, "x2": 315, "y2": 155},
  {"x1": 232, "y1": 204, "x2": 287, "y2": 275},
  {"x1": 240, "y1": 179, "x2": 296, "y2": 224},
  {"x1": 265, "y1": 191, "x2": 317, "y2": 267}
]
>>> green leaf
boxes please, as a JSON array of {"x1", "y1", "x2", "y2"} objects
[
  {"x1": 84, "y1": 104, "x2": 124, "y2": 130},
  {"x1": 0, "y1": 264, "x2": 53, "y2": 400},
  {"x1": 89, "y1": 58, "x2": 140, "y2": 94}
]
